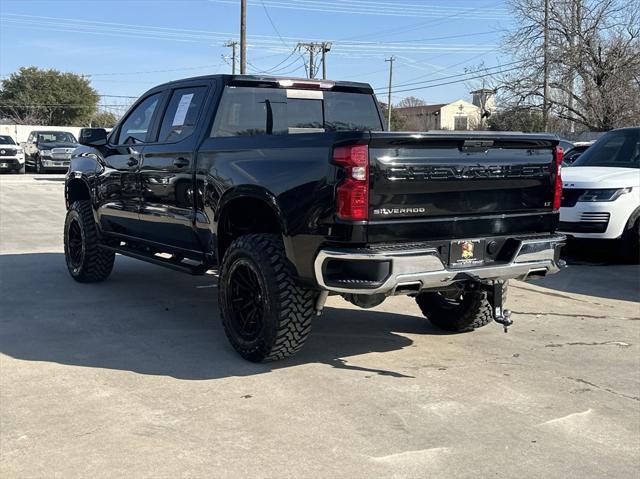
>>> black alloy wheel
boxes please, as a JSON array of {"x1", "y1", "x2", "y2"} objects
[
  {"x1": 66, "y1": 217, "x2": 85, "y2": 273},
  {"x1": 226, "y1": 259, "x2": 264, "y2": 341},
  {"x1": 218, "y1": 234, "x2": 316, "y2": 362}
]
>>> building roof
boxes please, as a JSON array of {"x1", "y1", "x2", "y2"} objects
[{"x1": 394, "y1": 104, "x2": 447, "y2": 115}]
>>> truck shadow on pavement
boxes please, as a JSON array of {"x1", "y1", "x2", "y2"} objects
[{"x1": 0, "y1": 253, "x2": 447, "y2": 380}]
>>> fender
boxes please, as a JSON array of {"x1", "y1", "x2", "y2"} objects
[
  {"x1": 215, "y1": 185, "x2": 288, "y2": 235},
  {"x1": 626, "y1": 205, "x2": 640, "y2": 228},
  {"x1": 65, "y1": 146, "x2": 104, "y2": 213}
]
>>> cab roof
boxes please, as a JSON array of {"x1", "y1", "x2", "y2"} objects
[{"x1": 150, "y1": 74, "x2": 374, "y2": 94}]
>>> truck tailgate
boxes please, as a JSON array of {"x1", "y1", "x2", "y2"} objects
[{"x1": 367, "y1": 132, "x2": 560, "y2": 242}]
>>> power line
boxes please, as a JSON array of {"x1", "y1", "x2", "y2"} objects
[
  {"x1": 334, "y1": 1, "x2": 506, "y2": 41},
  {"x1": 373, "y1": 60, "x2": 526, "y2": 91},
  {"x1": 258, "y1": 0, "x2": 308, "y2": 73},
  {"x1": 389, "y1": 65, "x2": 523, "y2": 95},
  {"x1": 208, "y1": 0, "x2": 508, "y2": 20},
  {"x1": 0, "y1": 14, "x2": 499, "y2": 54}
]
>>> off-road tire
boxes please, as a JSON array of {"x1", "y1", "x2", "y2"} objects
[
  {"x1": 218, "y1": 234, "x2": 316, "y2": 362},
  {"x1": 415, "y1": 282, "x2": 508, "y2": 332},
  {"x1": 64, "y1": 200, "x2": 115, "y2": 282}
]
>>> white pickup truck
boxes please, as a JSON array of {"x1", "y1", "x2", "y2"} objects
[{"x1": 559, "y1": 127, "x2": 640, "y2": 261}]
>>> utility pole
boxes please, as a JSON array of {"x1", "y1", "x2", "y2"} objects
[
  {"x1": 542, "y1": 0, "x2": 550, "y2": 131},
  {"x1": 224, "y1": 41, "x2": 238, "y2": 74},
  {"x1": 385, "y1": 56, "x2": 395, "y2": 131},
  {"x1": 297, "y1": 42, "x2": 331, "y2": 79},
  {"x1": 240, "y1": 0, "x2": 247, "y2": 74},
  {"x1": 321, "y1": 42, "x2": 332, "y2": 80}
]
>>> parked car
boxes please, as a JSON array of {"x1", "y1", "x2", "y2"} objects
[
  {"x1": 563, "y1": 141, "x2": 595, "y2": 165},
  {"x1": 63, "y1": 74, "x2": 565, "y2": 362},
  {"x1": 0, "y1": 135, "x2": 25, "y2": 173},
  {"x1": 558, "y1": 138, "x2": 574, "y2": 153},
  {"x1": 559, "y1": 127, "x2": 640, "y2": 261},
  {"x1": 24, "y1": 130, "x2": 79, "y2": 173}
]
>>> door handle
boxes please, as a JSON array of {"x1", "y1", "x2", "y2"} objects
[
  {"x1": 127, "y1": 157, "x2": 138, "y2": 167},
  {"x1": 173, "y1": 157, "x2": 189, "y2": 168}
]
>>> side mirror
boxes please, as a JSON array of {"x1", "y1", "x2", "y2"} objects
[{"x1": 79, "y1": 128, "x2": 108, "y2": 146}]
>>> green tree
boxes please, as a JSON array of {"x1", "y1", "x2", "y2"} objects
[
  {"x1": 91, "y1": 111, "x2": 119, "y2": 128},
  {"x1": 487, "y1": 108, "x2": 545, "y2": 132},
  {"x1": 378, "y1": 101, "x2": 407, "y2": 131},
  {"x1": 0, "y1": 67, "x2": 99, "y2": 126}
]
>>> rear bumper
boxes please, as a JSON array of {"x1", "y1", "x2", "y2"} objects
[{"x1": 314, "y1": 234, "x2": 566, "y2": 295}]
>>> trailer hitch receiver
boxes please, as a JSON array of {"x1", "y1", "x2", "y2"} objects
[{"x1": 488, "y1": 280, "x2": 513, "y2": 333}]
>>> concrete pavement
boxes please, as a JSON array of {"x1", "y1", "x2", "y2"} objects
[{"x1": 1, "y1": 174, "x2": 639, "y2": 478}]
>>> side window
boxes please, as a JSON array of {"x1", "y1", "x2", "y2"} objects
[
  {"x1": 157, "y1": 87, "x2": 207, "y2": 143},
  {"x1": 117, "y1": 93, "x2": 162, "y2": 144},
  {"x1": 211, "y1": 87, "x2": 287, "y2": 137}
]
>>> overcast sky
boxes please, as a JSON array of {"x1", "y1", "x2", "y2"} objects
[{"x1": 0, "y1": 0, "x2": 513, "y2": 110}]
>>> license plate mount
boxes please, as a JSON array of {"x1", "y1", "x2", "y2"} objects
[{"x1": 449, "y1": 239, "x2": 485, "y2": 268}]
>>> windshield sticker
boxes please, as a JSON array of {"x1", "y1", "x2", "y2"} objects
[{"x1": 172, "y1": 93, "x2": 194, "y2": 126}]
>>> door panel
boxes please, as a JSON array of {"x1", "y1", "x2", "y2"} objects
[
  {"x1": 95, "y1": 145, "x2": 144, "y2": 236},
  {"x1": 95, "y1": 91, "x2": 165, "y2": 237},
  {"x1": 137, "y1": 85, "x2": 209, "y2": 251}
]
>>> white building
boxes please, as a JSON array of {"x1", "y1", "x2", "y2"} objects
[{"x1": 395, "y1": 90, "x2": 496, "y2": 131}]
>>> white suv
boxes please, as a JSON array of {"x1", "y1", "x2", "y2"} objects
[
  {"x1": 559, "y1": 127, "x2": 640, "y2": 261},
  {"x1": 0, "y1": 135, "x2": 25, "y2": 173}
]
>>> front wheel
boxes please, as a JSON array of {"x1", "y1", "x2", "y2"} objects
[
  {"x1": 415, "y1": 282, "x2": 508, "y2": 332},
  {"x1": 35, "y1": 157, "x2": 44, "y2": 174},
  {"x1": 218, "y1": 234, "x2": 316, "y2": 362},
  {"x1": 64, "y1": 200, "x2": 115, "y2": 282},
  {"x1": 621, "y1": 216, "x2": 640, "y2": 263}
]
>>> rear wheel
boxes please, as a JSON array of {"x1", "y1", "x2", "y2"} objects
[
  {"x1": 415, "y1": 282, "x2": 508, "y2": 332},
  {"x1": 219, "y1": 234, "x2": 316, "y2": 362},
  {"x1": 64, "y1": 200, "x2": 115, "y2": 282}
]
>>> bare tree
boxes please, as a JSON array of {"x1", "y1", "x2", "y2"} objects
[
  {"x1": 501, "y1": 0, "x2": 640, "y2": 132},
  {"x1": 396, "y1": 96, "x2": 428, "y2": 108},
  {"x1": 465, "y1": 63, "x2": 499, "y2": 129}
]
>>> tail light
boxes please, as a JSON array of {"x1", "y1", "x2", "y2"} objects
[
  {"x1": 333, "y1": 144, "x2": 369, "y2": 221},
  {"x1": 552, "y1": 146, "x2": 564, "y2": 210}
]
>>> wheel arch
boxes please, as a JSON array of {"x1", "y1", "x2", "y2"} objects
[
  {"x1": 65, "y1": 177, "x2": 92, "y2": 209},
  {"x1": 626, "y1": 205, "x2": 640, "y2": 229},
  {"x1": 216, "y1": 186, "x2": 288, "y2": 262}
]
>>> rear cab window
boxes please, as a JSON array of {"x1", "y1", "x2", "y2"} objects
[{"x1": 211, "y1": 86, "x2": 382, "y2": 137}]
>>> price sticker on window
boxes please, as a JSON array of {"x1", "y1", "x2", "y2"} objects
[{"x1": 172, "y1": 93, "x2": 194, "y2": 126}]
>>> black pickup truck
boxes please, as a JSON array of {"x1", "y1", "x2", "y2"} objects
[{"x1": 64, "y1": 74, "x2": 565, "y2": 362}]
